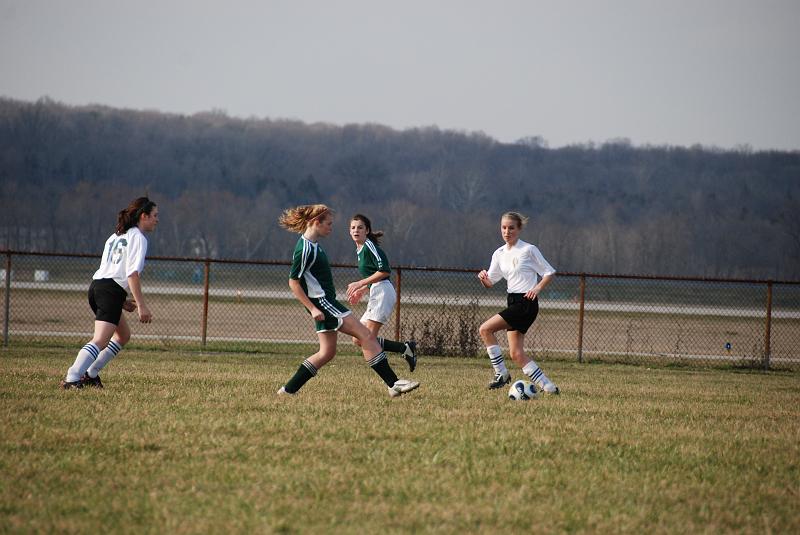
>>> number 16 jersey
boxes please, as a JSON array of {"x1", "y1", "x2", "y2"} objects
[{"x1": 93, "y1": 226, "x2": 149, "y2": 291}]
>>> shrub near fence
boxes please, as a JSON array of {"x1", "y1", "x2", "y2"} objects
[{"x1": 2, "y1": 251, "x2": 799, "y2": 369}]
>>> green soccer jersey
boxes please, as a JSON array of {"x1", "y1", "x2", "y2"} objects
[
  {"x1": 290, "y1": 236, "x2": 336, "y2": 299},
  {"x1": 357, "y1": 239, "x2": 391, "y2": 279}
]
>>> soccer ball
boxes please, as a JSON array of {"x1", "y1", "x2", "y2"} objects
[{"x1": 508, "y1": 380, "x2": 537, "y2": 400}]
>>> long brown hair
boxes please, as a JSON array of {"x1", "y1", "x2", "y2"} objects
[
  {"x1": 351, "y1": 213, "x2": 384, "y2": 245},
  {"x1": 116, "y1": 197, "x2": 157, "y2": 235},
  {"x1": 279, "y1": 204, "x2": 332, "y2": 233}
]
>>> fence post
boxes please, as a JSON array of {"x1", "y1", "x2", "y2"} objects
[
  {"x1": 201, "y1": 260, "x2": 211, "y2": 348},
  {"x1": 394, "y1": 267, "x2": 402, "y2": 341},
  {"x1": 577, "y1": 274, "x2": 586, "y2": 363},
  {"x1": 763, "y1": 280, "x2": 772, "y2": 370},
  {"x1": 3, "y1": 252, "x2": 10, "y2": 348}
]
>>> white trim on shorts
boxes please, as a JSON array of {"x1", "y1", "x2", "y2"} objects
[
  {"x1": 360, "y1": 279, "x2": 396, "y2": 325},
  {"x1": 316, "y1": 296, "x2": 352, "y2": 333}
]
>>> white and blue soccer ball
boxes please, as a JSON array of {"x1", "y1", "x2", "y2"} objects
[{"x1": 508, "y1": 380, "x2": 537, "y2": 400}]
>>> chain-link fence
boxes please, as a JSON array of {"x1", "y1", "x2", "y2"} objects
[{"x1": 2, "y1": 251, "x2": 799, "y2": 369}]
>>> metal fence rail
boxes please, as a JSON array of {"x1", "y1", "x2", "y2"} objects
[{"x1": 2, "y1": 250, "x2": 799, "y2": 369}]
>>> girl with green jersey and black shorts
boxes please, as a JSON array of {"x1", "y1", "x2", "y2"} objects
[
  {"x1": 345, "y1": 214, "x2": 417, "y2": 372},
  {"x1": 277, "y1": 204, "x2": 419, "y2": 398}
]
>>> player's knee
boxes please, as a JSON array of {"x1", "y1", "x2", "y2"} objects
[
  {"x1": 352, "y1": 336, "x2": 362, "y2": 347},
  {"x1": 509, "y1": 349, "x2": 526, "y2": 363},
  {"x1": 478, "y1": 323, "x2": 494, "y2": 338},
  {"x1": 317, "y1": 349, "x2": 336, "y2": 363},
  {"x1": 90, "y1": 336, "x2": 109, "y2": 348}
]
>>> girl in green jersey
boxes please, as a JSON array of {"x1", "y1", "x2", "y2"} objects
[
  {"x1": 277, "y1": 204, "x2": 419, "y2": 398},
  {"x1": 346, "y1": 214, "x2": 417, "y2": 372}
]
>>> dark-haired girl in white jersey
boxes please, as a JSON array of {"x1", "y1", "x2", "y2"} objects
[
  {"x1": 60, "y1": 197, "x2": 159, "y2": 389},
  {"x1": 477, "y1": 212, "x2": 560, "y2": 394}
]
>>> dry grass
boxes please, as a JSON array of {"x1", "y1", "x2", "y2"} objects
[{"x1": 1, "y1": 345, "x2": 799, "y2": 534}]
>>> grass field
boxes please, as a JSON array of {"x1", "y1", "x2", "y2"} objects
[{"x1": 1, "y1": 346, "x2": 799, "y2": 534}]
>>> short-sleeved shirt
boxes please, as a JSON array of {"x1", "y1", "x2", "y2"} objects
[
  {"x1": 486, "y1": 239, "x2": 556, "y2": 294},
  {"x1": 92, "y1": 227, "x2": 148, "y2": 291},
  {"x1": 290, "y1": 236, "x2": 337, "y2": 300},
  {"x1": 356, "y1": 239, "x2": 391, "y2": 282}
]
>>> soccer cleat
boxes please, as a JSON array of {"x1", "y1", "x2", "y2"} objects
[
  {"x1": 539, "y1": 382, "x2": 560, "y2": 395},
  {"x1": 60, "y1": 379, "x2": 83, "y2": 390},
  {"x1": 403, "y1": 341, "x2": 417, "y2": 373},
  {"x1": 82, "y1": 373, "x2": 104, "y2": 388},
  {"x1": 388, "y1": 379, "x2": 420, "y2": 398},
  {"x1": 277, "y1": 386, "x2": 296, "y2": 396},
  {"x1": 488, "y1": 372, "x2": 511, "y2": 390}
]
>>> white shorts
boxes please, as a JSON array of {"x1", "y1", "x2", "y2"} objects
[{"x1": 360, "y1": 280, "x2": 396, "y2": 325}]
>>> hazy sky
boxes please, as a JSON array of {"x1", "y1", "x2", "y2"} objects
[{"x1": 1, "y1": 0, "x2": 799, "y2": 150}]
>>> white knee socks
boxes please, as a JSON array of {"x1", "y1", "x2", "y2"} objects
[
  {"x1": 522, "y1": 360, "x2": 555, "y2": 391},
  {"x1": 86, "y1": 339, "x2": 123, "y2": 379},
  {"x1": 486, "y1": 345, "x2": 509, "y2": 377},
  {"x1": 65, "y1": 342, "x2": 100, "y2": 382}
]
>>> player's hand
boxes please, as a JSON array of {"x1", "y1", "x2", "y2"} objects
[
  {"x1": 122, "y1": 299, "x2": 137, "y2": 312},
  {"x1": 347, "y1": 288, "x2": 365, "y2": 305},
  {"x1": 524, "y1": 288, "x2": 539, "y2": 300},
  {"x1": 137, "y1": 304, "x2": 153, "y2": 323},
  {"x1": 310, "y1": 307, "x2": 324, "y2": 321},
  {"x1": 346, "y1": 281, "x2": 362, "y2": 298},
  {"x1": 477, "y1": 270, "x2": 491, "y2": 287}
]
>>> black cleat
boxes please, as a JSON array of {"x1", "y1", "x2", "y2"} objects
[
  {"x1": 403, "y1": 341, "x2": 417, "y2": 373},
  {"x1": 60, "y1": 379, "x2": 83, "y2": 390},
  {"x1": 82, "y1": 373, "x2": 103, "y2": 388},
  {"x1": 488, "y1": 372, "x2": 511, "y2": 390}
]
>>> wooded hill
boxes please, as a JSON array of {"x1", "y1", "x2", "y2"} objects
[{"x1": 1, "y1": 97, "x2": 798, "y2": 279}]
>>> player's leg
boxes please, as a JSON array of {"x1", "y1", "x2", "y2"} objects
[
  {"x1": 62, "y1": 321, "x2": 116, "y2": 387},
  {"x1": 279, "y1": 297, "x2": 345, "y2": 395},
  {"x1": 279, "y1": 331, "x2": 338, "y2": 395},
  {"x1": 352, "y1": 318, "x2": 379, "y2": 347},
  {"x1": 512, "y1": 297, "x2": 559, "y2": 394},
  {"x1": 366, "y1": 319, "x2": 417, "y2": 373},
  {"x1": 85, "y1": 315, "x2": 132, "y2": 387},
  {"x1": 507, "y1": 330, "x2": 559, "y2": 394},
  {"x1": 63, "y1": 279, "x2": 127, "y2": 389},
  {"x1": 340, "y1": 315, "x2": 418, "y2": 397},
  {"x1": 359, "y1": 283, "x2": 417, "y2": 371},
  {"x1": 479, "y1": 314, "x2": 512, "y2": 389}
]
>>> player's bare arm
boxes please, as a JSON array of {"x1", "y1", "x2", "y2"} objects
[
  {"x1": 127, "y1": 271, "x2": 152, "y2": 323},
  {"x1": 288, "y1": 278, "x2": 323, "y2": 321}
]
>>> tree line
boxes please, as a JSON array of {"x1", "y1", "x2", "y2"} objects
[{"x1": 1, "y1": 97, "x2": 798, "y2": 279}]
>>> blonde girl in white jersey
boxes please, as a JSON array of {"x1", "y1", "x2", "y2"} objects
[
  {"x1": 60, "y1": 197, "x2": 159, "y2": 389},
  {"x1": 477, "y1": 212, "x2": 560, "y2": 394}
]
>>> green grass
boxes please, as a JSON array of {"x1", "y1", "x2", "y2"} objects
[{"x1": 1, "y1": 347, "x2": 799, "y2": 534}]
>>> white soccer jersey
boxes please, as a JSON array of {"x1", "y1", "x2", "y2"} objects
[
  {"x1": 486, "y1": 239, "x2": 555, "y2": 294},
  {"x1": 92, "y1": 227, "x2": 148, "y2": 290}
]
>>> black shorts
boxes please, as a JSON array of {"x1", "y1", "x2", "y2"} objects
[
  {"x1": 498, "y1": 293, "x2": 539, "y2": 334},
  {"x1": 88, "y1": 278, "x2": 127, "y2": 325}
]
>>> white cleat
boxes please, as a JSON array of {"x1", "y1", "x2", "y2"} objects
[
  {"x1": 277, "y1": 386, "x2": 296, "y2": 396},
  {"x1": 539, "y1": 382, "x2": 560, "y2": 395},
  {"x1": 388, "y1": 379, "x2": 420, "y2": 398}
]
